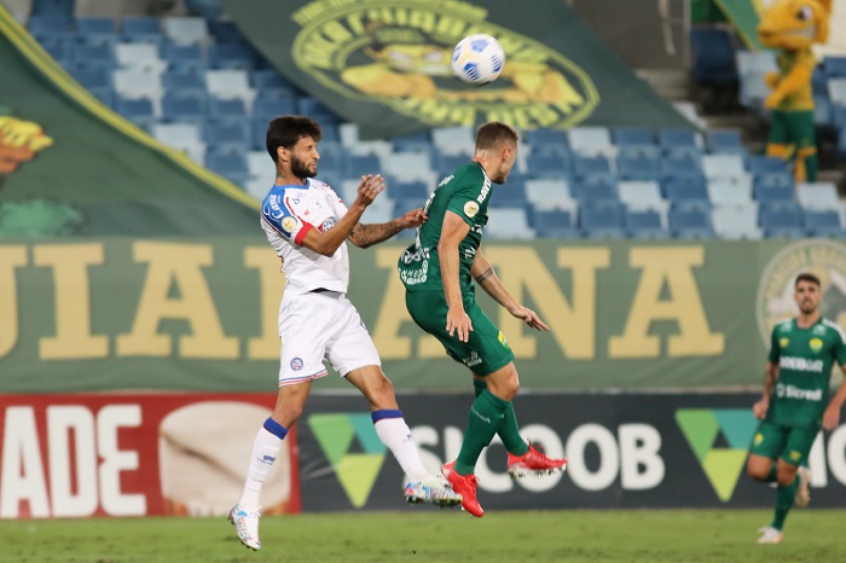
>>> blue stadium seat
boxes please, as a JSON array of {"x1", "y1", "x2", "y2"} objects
[
  {"x1": 754, "y1": 183, "x2": 794, "y2": 204},
  {"x1": 669, "y1": 206, "x2": 715, "y2": 238},
  {"x1": 525, "y1": 128, "x2": 568, "y2": 147},
  {"x1": 70, "y1": 66, "x2": 113, "y2": 90},
  {"x1": 664, "y1": 144, "x2": 704, "y2": 160},
  {"x1": 203, "y1": 121, "x2": 250, "y2": 154},
  {"x1": 250, "y1": 69, "x2": 294, "y2": 90},
  {"x1": 76, "y1": 17, "x2": 119, "y2": 46},
  {"x1": 205, "y1": 152, "x2": 249, "y2": 185},
  {"x1": 390, "y1": 181, "x2": 428, "y2": 202},
  {"x1": 115, "y1": 97, "x2": 155, "y2": 131},
  {"x1": 612, "y1": 127, "x2": 654, "y2": 146},
  {"x1": 625, "y1": 209, "x2": 668, "y2": 239},
  {"x1": 44, "y1": 41, "x2": 70, "y2": 64},
  {"x1": 706, "y1": 130, "x2": 744, "y2": 154},
  {"x1": 760, "y1": 203, "x2": 805, "y2": 237},
  {"x1": 580, "y1": 203, "x2": 626, "y2": 239},
  {"x1": 660, "y1": 156, "x2": 702, "y2": 178},
  {"x1": 162, "y1": 70, "x2": 207, "y2": 97},
  {"x1": 186, "y1": 0, "x2": 223, "y2": 20},
  {"x1": 573, "y1": 156, "x2": 612, "y2": 177},
  {"x1": 435, "y1": 154, "x2": 470, "y2": 176},
  {"x1": 254, "y1": 98, "x2": 298, "y2": 120},
  {"x1": 28, "y1": 15, "x2": 73, "y2": 36},
  {"x1": 71, "y1": 44, "x2": 116, "y2": 70},
  {"x1": 163, "y1": 45, "x2": 207, "y2": 73},
  {"x1": 208, "y1": 20, "x2": 245, "y2": 44},
  {"x1": 664, "y1": 180, "x2": 710, "y2": 206},
  {"x1": 526, "y1": 153, "x2": 570, "y2": 179},
  {"x1": 392, "y1": 132, "x2": 433, "y2": 154},
  {"x1": 122, "y1": 17, "x2": 163, "y2": 44},
  {"x1": 747, "y1": 155, "x2": 788, "y2": 174},
  {"x1": 533, "y1": 210, "x2": 581, "y2": 238},
  {"x1": 88, "y1": 87, "x2": 115, "y2": 107},
  {"x1": 298, "y1": 97, "x2": 338, "y2": 122},
  {"x1": 812, "y1": 66, "x2": 829, "y2": 97},
  {"x1": 617, "y1": 156, "x2": 660, "y2": 181},
  {"x1": 490, "y1": 180, "x2": 529, "y2": 208},
  {"x1": 162, "y1": 94, "x2": 207, "y2": 125},
  {"x1": 209, "y1": 98, "x2": 247, "y2": 118},
  {"x1": 825, "y1": 56, "x2": 846, "y2": 79},
  {"x1": 804, "y1": 210, "x2": 845, "y2": 237},
  {"x1": 834, "y1": 106, "x2": 846, "y2": 128},
  {"x1": 31, "y1": 0, "x2": 74, "y2": 17},
  {"x1": 618, "y1": 144, "x2": 662, "y2": 160},
  {"x1": 814, "y1": 96, "x2": 832, "y2": 126},
  {"x1": 345, "y1": 154, "x2": 381, "y2": 177},
  {"x1": 690, "y1": 28, "x2": 737, "y2": 85},
  {"x1": 754, "y1": 171, "x2": 794, "y2": 190},
  {"x1": 572, "y1": 181, "x2": 618, "y2": 205},
  {"x1": 209, "y1": 43, "x2": 256, "y2": 70},
  {"x1": 658, "y1": 129, "x2": 698, "y2": 150}
]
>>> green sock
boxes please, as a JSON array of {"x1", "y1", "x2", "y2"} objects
[
  {"x1": 473, "y1": 380, "x2": 529, "y2": 456},
  {"x1": 455, "y1": 389, "x2": 509, "y2": 475},
  {"x1": 771, "y1": 475, "x2": 798, "y2": 531}
]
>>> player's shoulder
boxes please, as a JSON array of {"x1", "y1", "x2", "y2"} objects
[
  {"x1": 821, "y1": 318, "x2": 846, "y2": 342},
  {"x1": 309, "y1": 178, "x2": 335, "y2": 192},
  {"x1": 773, "y1": 318, "x2": 794, "y2": 335}
]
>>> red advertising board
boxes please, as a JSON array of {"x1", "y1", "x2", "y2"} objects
[{"x1": 0, "y1": 393, "x2": 299, "y2": 519}]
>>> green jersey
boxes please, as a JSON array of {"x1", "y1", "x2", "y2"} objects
[
  {"x1": 767, "y1": 317, "x2": 846, "y2": 428},
  {"x1": 398, "y1": 162, "x2": 492, "y2": 293}
]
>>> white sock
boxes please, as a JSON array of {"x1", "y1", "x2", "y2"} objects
[
  {"x1": 239, "y1": 426, "x2": 284, "y2": 511},
  {"x1": 373, "y1": 413, "x2": 428, "y2": 482}
]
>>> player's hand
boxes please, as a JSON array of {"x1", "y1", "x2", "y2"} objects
[
  {"x1": 764, "y1": 92, "x2": 782, "y2": 110},
  {"x1": 752, "y1": 397, "x2": 769, "y2": 420},
  {"x1": 823, "y1": 404, "x2": 841, "y2": 431},
  {"x1": 511, "y1": 306, "x2": 549, "y2": 331},
  {"x1": 355, "y1": 174, "x2": 385, "y2": 207},
  {"x1": 396, "y1": 208, "x2": 427, "y2": 229},
  {"x1": 446, "y1": 306, "x2": 473, "y2": 342}
]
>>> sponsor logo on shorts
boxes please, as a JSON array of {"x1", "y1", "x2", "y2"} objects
[
  {"x1": 462, "y1": 350, "x2": 483, "y2": 368},
  {"x1": 754, "y1": 432, "x2": 764, "y2": 446},
  {"x1": 809, "y1": 337, "x2": 823, "y2": 353},
  {"x1": 789, "y1": 451, "x2": 802, "y2": 462},
  {"x1": 776, "y1": 383, "x2": 823, "y2": 401},
  {"x1": 290, "y1": 357, "x2": 304, "y2": 371}
]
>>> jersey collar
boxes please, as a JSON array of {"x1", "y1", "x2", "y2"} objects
[{"x1": 272, "y1": 178, "x2": 312, "y2": 190}]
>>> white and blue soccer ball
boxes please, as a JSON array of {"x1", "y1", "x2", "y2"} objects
[{"x1": 451, "y1": 34, "x2": 505, "y2": 85}]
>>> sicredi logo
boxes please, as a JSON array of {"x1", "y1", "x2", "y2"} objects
[{"x1": 308, "y1": 413, "x2": 387, "y2": 508}]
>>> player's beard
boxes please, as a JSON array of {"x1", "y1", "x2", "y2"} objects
[{"x1": 291, "y1": 155, "x2": 317, "y2": 180}]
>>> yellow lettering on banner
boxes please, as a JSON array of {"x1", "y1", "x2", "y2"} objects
[
  {"x1": 484, "y1": 247, "x2": 610, "y2": 359},
  {"x1": 34, "y1": 244, "x2": 107, "y2": 360},
  {"x1": 609, "y1": 247, "x2": 725, "y2": 358},
  {"x1": 245, "y1": 247, "x2": 285, "y2": 360},
  {"x1": 0, "y1": 246, "x2": 27, "y2": 358},
  {"x1": 117, "y1": 242, "x2": 238, "y2": 359},
  {"x1": 371, "y1": 248, "x2": 441, "y2": 359}
]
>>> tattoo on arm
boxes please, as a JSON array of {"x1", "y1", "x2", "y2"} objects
[
  {"x1": 474, "y1": 267, "x2": 494, "y2": 284},
  {"x1": 350, "y1": 221, "x2": 402, "y2": 248}
]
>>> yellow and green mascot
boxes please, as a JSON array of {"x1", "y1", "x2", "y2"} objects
[{"x1": 758, "y1": 0, "x2": 831, "y2": 182}]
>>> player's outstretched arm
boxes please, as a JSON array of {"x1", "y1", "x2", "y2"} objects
[
  {"x1": 471, "y1": 247, "x2": 548, "y2": 332},
  {"x1": 300, "y1": 174, "x2": 384, "y2": 257},
  {"x1": 823, "y1": 365, "x2": 846, "y2": 430},
  {"x1": 348, "y1": 208, "x2": 427, "y2": 248}
]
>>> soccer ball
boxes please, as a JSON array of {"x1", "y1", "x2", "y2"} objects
[{"x1": 451, "y1": 34, "x2": 505, "y2": 85}]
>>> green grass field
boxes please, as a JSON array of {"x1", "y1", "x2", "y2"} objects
[{"x1": 3, "y1": 509, "x2": 845, "y2": 563}]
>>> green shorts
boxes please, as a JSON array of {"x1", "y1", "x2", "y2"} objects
[
  {"x1": 749, "y1": 421, "x2": 819, "y2": 466},
  {"x1": 405, "y1": 290, "x2": 515, "y2": 376},
  {"x1": 769, "y1": 110, "x2": 815, "y2": 149}
]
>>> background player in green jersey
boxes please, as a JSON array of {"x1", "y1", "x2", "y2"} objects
[
  {"x1": 747, "y1": 272, "x2": 846, "y2": 544},
  {"x1": 398, "y1": 122, "x2": 567, "y2": 518}
]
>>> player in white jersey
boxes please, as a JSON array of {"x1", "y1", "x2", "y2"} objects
[{"x1": 229, "y1": 116, "x2": 461, "y2": 551}]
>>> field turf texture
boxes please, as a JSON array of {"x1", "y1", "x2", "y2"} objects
[{"x1": 3, "y1": 509, "x2": 845, "y2": 563}]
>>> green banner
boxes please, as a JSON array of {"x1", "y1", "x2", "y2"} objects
[
  {"x1": 4, "y1": 238, "x2": 846, "y2": 393},
  {"x1": 714, "y1": 0, "x2": 765, "y2": 50},
  {"x1": 222, "y1": 0, "x2": 693, "y2": 139},
  {"x1": 0, "y1": 6, "x2": 258, "y2": 238}
]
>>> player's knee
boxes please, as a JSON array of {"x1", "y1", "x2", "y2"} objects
[
  {"x1": 777, "y1": 466, "x2": 797, "y2": 487},
  {"x1": 746, "y1": 461, "x2": 769, "y2": 481}
]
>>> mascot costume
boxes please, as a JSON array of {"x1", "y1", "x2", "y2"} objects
[{"x1": 758, "y1": 0, "x2": 831, "y2": 182}]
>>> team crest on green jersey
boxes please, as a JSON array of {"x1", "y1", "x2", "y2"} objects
[
  {"x1": 809, "y1": 337, "x2": 823, "y2": 353},
  {"x1": 756, "y1": 240, "x2": 846, "y2": 345}
]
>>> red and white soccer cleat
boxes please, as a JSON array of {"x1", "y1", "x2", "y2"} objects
[
  {"x1": 506, "y1": 442, "x2": 568, "y2": 479},
  {"x1": 441, "y1": 461, "x2": 484, "y2": 518}
]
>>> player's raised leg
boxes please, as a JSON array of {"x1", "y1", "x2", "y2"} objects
[
  {"x1": 345, "y1": 365, "x2": 461, "y2": 506},
  {"x1": 231, "y1": 382, "x2": 311, "y2": 551}
]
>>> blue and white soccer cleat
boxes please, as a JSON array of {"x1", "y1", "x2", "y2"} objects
[
  {"x1": 404, "y1": 477, "x2": 463, "y2": 507},
  {"x1": 228, "y1": 504, "x2": 261, "y2": 550}
]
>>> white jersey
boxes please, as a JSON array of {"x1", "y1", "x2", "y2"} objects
[{"x1": 260, "y1": 179, "x2": 350, "y2": 296}]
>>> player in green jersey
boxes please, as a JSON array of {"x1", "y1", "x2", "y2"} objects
[
  {"x1": 398, "y1": 122, "x2": 567, "y2": 518},
  {"x1": 747, "y1": 272, "x2": 846, "y2": 544}
]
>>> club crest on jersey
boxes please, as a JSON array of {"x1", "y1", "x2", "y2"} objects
[
  {"x1": 780, "y1": 337, "x2": 789, "y2": 348},
  {"x1": 282, "y1": 216, "x2": 298, "y2": 233},
  {"x1": 290, "y1": 357, "x2": 304, "y2": 371},
  {"x1": 809, "y1": 337, "x2": 823, "y2": 353},
  {"x1": 464, "y1": 201, "x2": 479, "y2": 218}
]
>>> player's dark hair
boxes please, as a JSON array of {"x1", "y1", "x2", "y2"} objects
[
  {"x1": 795, "y1": 272, "x2": 821, "y2": 288},
  {"x1": 475, "y1": 121, "x2": 519, "y2": 151},
  {"x1": 266, "y1": 116, "x2": 322, "y2": 163}
]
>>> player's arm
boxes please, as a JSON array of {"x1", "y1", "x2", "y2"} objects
[
  {"x1": 300, "y1": 175, "x2": 384, "y2": 257},
  {"x1": 439, "y1": 211, "x2": 473, "y2": 342},
  {"x1": 471, "y1": 246, "x2": 548, "y2": 331},
  {"x1": 348, "y1": 208, "x2": 427, "y2": 248},
  {"x1": 823, "y1": 335, "x2": 846, "y2": 430},
  {"x1": 753, "y1": 362, "x2": 779, "y2": 419}
]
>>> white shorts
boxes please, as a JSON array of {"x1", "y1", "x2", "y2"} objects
[{"x1": 277, "y1": 290, "x2": 381, "y2": 386}]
